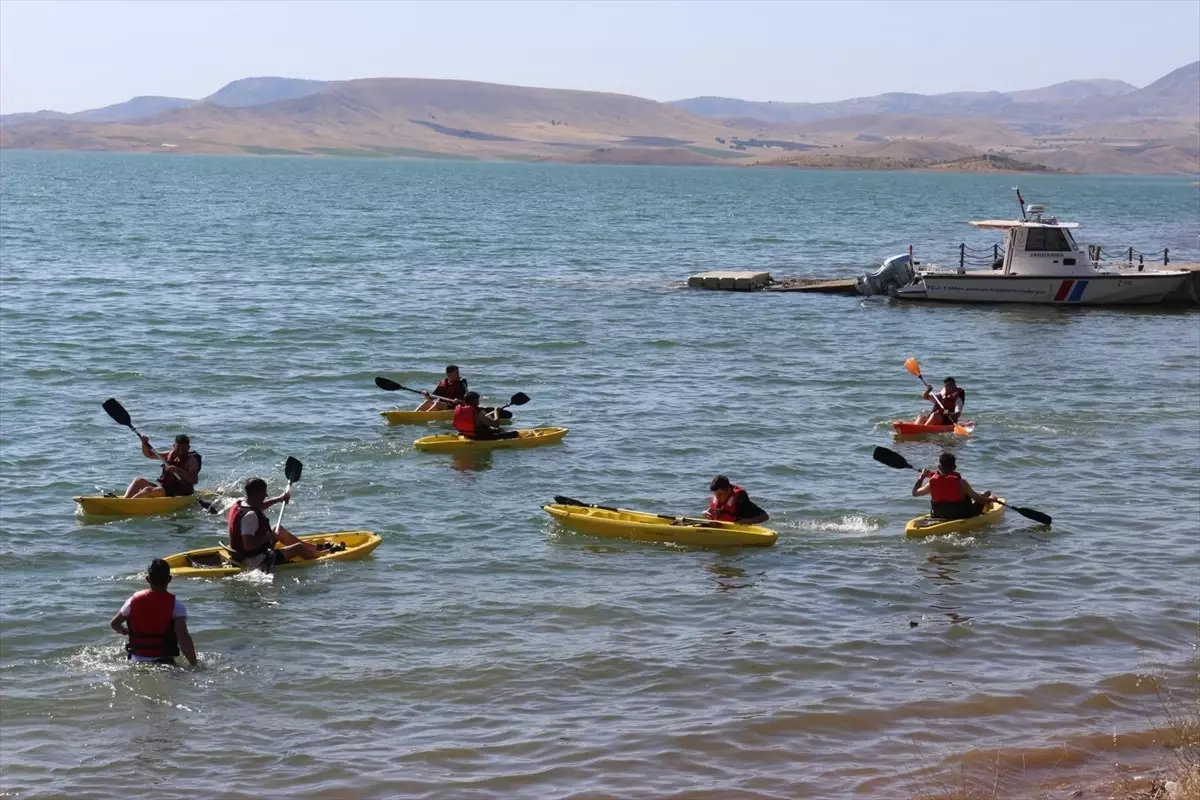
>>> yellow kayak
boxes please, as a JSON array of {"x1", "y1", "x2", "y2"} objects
[
  {"x1": 74, "y1": 492, "x2": 214, "y2": 517},
  {"x1": 543, "y1": 503, "x2": 777, "y2": 547},
  {"x1": 905, "y1": 499, "x2": 1006, "y2": 537},
  {"x1": 414, "y1": 426, "x2": 568, "y2": 453},
  {"x1": 381, "y1": 409, "x2": 512, "y2": 425},
  {"x1": 162, "y1": 531, "x2": 383, "y2": 578}
]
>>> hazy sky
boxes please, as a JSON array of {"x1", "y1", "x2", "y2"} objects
[{"x1": 2, "y1": 0, "x2": 1198, "y2": 113}]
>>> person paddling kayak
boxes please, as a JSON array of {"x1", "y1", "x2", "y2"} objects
[
  {"x1": 453, "y1": 392, "x2": 519, "y2": 441},
  {"x1": 110, "y1": 558, "x2": 198, "y2": 667},
  {"x1": 704, "y1": 475, "x2": 770, "y2": 524},
  {"x1": 914, "y1": 377, "x2": 966, "y2": 426},
  {"x1": 416, "y1": 364, "x2": 469, "y2": 411},
  {"x1": 123, "y1": 434, "x2": 201, "y2": 499},
  {"x1": 911, "y1": 452, "x2": 994, "y2": 520},
  {"x1": 227, "y1": 477, "x2": 323, "y2": 569}
]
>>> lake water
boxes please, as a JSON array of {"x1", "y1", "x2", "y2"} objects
[{"x1": 1, "y1": 151, "x2": 1198, "y2": 798}]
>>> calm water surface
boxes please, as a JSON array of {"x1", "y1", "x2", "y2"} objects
[{"x1": 1, "y1": 152, "x2": 1198, "y2": 798}]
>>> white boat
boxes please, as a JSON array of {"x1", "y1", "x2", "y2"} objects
[{"x1": 857, "y1": 193, "x2": 1191, "y2": 306}]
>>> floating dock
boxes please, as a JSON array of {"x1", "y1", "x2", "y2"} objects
[{"x1": 686, "y1": 271, "x2": 772, "y2": 291}]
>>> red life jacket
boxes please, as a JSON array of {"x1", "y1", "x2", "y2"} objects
[
  {"x1": 708, "y1": 486, "x2": 746, "y2": 522},
  {"x1": 436, "y1": 377, "x2": 468, "y2": 401},
  {"x1": 227, "y1": 502, "x2": 272, "y2": 558},
  {"x1": 933, "y1": 388, "x2": 966, "y2": 421},
  {"x1": 160, "y1": 448, "x2": 201, "y2": 495},
  {"x1": 453, "y1": 404, "x2": 477, "y2": 436},
  {"x1": 126, "y1": 589, "x2": 180, "y2": 660},
  {"x1": 929, "y1": 471, "x2": 965, "y2": 503}
]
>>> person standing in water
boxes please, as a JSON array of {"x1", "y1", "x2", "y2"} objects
[
  {"x1": 110, "y1": 558, "x2": 198, "y2": 667},
  {"x1": 911, "y1": 452, "x2": 994, "y2": 519},
  {"x1": 123, "y1": 433, "x2": 201, "y2": 499},
  {"x1": 704, "y1": 475, "x2": 770, "y2": 524}
]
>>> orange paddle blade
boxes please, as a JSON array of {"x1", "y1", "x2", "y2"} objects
[{"x1": 904, "y1": 358, "x2": 922, "y2": 377}]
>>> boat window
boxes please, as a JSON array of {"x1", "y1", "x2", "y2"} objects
[{"x1": 1025, "y1": 227, "x2": 1071, "y2": 251}]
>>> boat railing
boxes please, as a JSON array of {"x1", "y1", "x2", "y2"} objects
[
  {"x1": 954, "y1": 243, "x2": 1173, "y2": 271},
  {"x1": 958, "y1": 243, "x2": 1003, "y2": 270},
  {"x1": 1087, "y1": 245, "x2": 1172, "y2": 269}
]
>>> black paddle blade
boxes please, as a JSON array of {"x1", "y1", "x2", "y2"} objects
[
  {"x1": 553, "y1": 494, "x2": 588, "y2": 507},
  {"x1": 1013, "y1": 505, "x2": 1052, "y2": 527},
  {"x1": 509, "y1": 392, "x2": 531, "y2": 406},
  {"x1": 873, "y1": 446, "x2": 914, "y2": 471},
  {"x1": 102, "y1": 398, "x2": 133, "y2": 428},
  {"x1": 284, "y1": 456, "x2": 303, "y2": 484},
  {"x1": 374, "y1": 377, "x2": 403, "y2": 392}
]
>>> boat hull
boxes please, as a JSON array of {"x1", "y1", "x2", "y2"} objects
[{"x1": 896, "y1": 271, "x2": 1188, "y2": 305}]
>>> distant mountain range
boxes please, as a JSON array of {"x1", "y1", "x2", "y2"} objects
[
  {"x1": 1, "y1": 64, "x2": 1196, "y2": 175},
  {"x1": 0, "y1": 77, "x2": 331, "y2": 126}
]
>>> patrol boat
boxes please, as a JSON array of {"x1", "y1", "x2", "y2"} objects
[{"x1": 857, "y1": 192, "x2": 1190, "y2": 305}]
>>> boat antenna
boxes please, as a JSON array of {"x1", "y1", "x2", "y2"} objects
[{"x1": 1013, "y1": 186, "x2": 1027, "y2": 221}]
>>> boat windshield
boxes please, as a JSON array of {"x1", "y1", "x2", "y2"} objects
[
  {"x1": 1025, "y1": 226, "x2": 1073, "y2": 252},
  {"x1": 1061, "y1": 227, "x2": 1079, "y2": 251}
]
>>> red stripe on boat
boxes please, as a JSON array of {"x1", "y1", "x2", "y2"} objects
[{"x1": 1053, "y1": 279, "x2": 1074, "y2": 302}]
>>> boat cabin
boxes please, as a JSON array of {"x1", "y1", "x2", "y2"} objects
[{"x1": 969, "y1": 205, "x2": 1095, "y2": 277}]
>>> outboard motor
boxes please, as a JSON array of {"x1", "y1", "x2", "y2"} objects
[{"x1": 856, "y1": 253, "x2": 917, "y2": 296}]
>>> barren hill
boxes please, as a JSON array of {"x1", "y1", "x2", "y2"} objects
[
  {"x1": 0, "y1": 78, "x2": 768, "y2": 163},
  {"x1": 2, "y1": 65, "x2": 1197, "y2": 174}
]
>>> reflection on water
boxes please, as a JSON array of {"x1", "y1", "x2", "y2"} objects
[
  {"x1": 450, "y1": 451, "x2": 494, "y2": 473},
  {"x1": 919, "y1": 552, "x2": 974, "y2": 624},
  {"x1": 706, "y1": 561, "x2": 756, "y2": 593}
]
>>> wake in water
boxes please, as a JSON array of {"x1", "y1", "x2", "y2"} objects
[{"x1": 791, "y1": 515, "x2": 884, "y2": 535}]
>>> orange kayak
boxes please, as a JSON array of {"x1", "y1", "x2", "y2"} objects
[{"x1": 892, "y1": 420, "x2": 975, "y2": 436}]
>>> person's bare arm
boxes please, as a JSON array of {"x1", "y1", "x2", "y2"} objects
[
  {"x1": 140, "y1": 437, "x2": 167, "y2": 462},
  {"x1": 174, "y1": 618, "x2": 198, "y2": 666},
  {"x1": 960, "y1": 479, "x2": 992, "y2": 505},
  {"x1": 110, "y1": 612, "x2": 129, "y2": 635},
  {"x1": 262, "y1": 491, "x2": 291, "y2": 510},
  {"x1": 912, "y1": 470, "x2": 932, "y2": 497}
]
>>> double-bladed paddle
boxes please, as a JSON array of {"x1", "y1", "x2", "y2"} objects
[
  {"x1": 374, "y1": 376, "x2": 526, "y2": 419},
  {"x1": 102, "y1": 398, "x2": 168, "y2": 463},
  {"x1": 374, "y1": 376, "x2": 458, "y2": 405},
  {"x1": 871, "y1": 446, "x2": 1051, "y2": 526},
  {"x1": 904, "y1": 359, "x2": 971, "y2": 437},
  {"x1": 552, "y1": 494, "x2": 723, "y2": 528}
]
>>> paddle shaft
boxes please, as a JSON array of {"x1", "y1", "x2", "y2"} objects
[
  {"x1": 115, "y1": 410, "x2": 168, "y2": 463},
  {"x1": 553, "y1": 496, "x2": 723, "y2": 528},
  {"x1": 272, "y1": 480, "x2": 294, "y2": 534}
]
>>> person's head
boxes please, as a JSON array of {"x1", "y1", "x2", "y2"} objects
[
  {"x1": 937, "y1": 452, "x2": 957, "y2": 474},
  {"x1": 146, "y1": 558, "x2": 172, "y2": 590},
  {"x1": 462, "y1": 391, "x2": 480, "y2": 407},
  {"x1": 244, "y1": 476, "x2": 268, "y2": 507},
  {"x1": 710, "y1": 474, "x2": 733, "y2": 502},
  {"x1": 445, "y1": 365, "x2": 460, "y2": 380},
  {"x1": 943, "y1": 377, "x2": 957, "y2": 391},
  {"x1": 173, "y1": 434, "x2": 190, "y2": 454}
]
